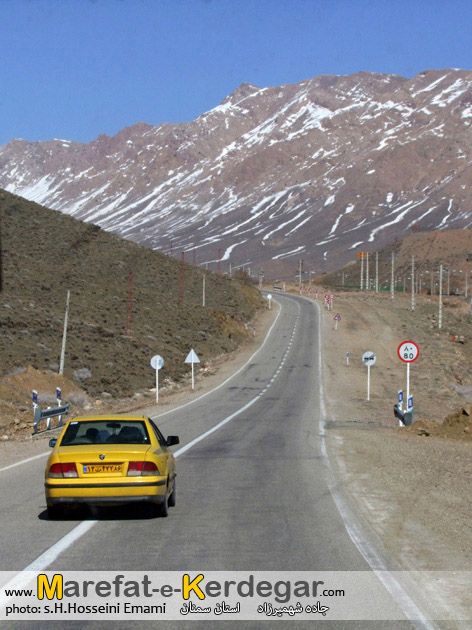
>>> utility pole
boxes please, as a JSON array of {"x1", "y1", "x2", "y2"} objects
[
  {"x1": 0, "y1": 200, "x2": 3, "y2": 293},
  {"x1": 361, "y1": 252, "x2": 364, "y2": 291},
  {"x1": 59, "y1": 290, "x2": 70, "y2": 375},
  {"x1": 179, "y1": 252, "x2": 185, "y2": 301},
  {"x1": 126, "y1": 273, "x2": 133, "y2": 334},
  {"x1": 411, "y1": 255, "x2": 415, "y2": 311},
  {"x1": 366, "y1": 252, "x2": 369, "y2": 291},
  {"x1": 298, "y1": 259, "x2": 302, "y2": 286},
  {"x1": 465, "y1": 270, "x2": 468, "y2": 299},
  {"x1": 439, "y1": 264, "x2": 443, "y2": 329},
  {"x1": 229, "y1": 261, "x2": 232, "y2": 278},
  {"x1": 430, "y1": 269, "x2": 434, "y2": 295},
  {"x1": 447, "y1": 267, "x2": 450, "y2": 296},
  {"x1": 390, "y1": 252, "x2": 395, "y2": 300},
  {"x1": 375, "y1": 252, "x2": 379, "y2": 293},
  {"x1": 202, "y1": 274, "x2": 206, "y2": 307},
  {"x1": 217, "y1": 249, "x2": 222, "y2": 284}
]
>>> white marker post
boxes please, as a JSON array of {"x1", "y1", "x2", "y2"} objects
[
  {"x1": 334, "y1": 313, "x2": 341, "y2": 330},
  {"x1": 397, "y1": 341, "x2": 420, "y2": 417},
  {"x1": 56, "y1": 387, "x2": 63, "y2": 429},
  {"x1": 346, "y1": 351, "x2": 349, "y2": 366},
  {"x1": 398, "y1": 390, "x2": 403, "y2": 412},
  {"x1": 150, "y1": 354, "x2": 164, "y2": 403},
  {"x1": 362, "y1": 351, "x2": 377, "y2": 401},
  {"x1": 185, "y1": 349, "x2": 200, "y2": 390},
  {"x1": 267, "y1": 293, "x2": 272, "y2": 310},
  {"x1": 398, "y1": 389, "x2": 403, "y2": 427},
  {"x1": 202, "y1": 274, "x2": 206, "y2": 307}
]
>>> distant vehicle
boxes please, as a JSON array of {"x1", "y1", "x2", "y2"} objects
[
  {"x1": 273, "y1": 285, "x2": 283, "y2": 291},
  {"x1": 44, "y1": 415, "x2": 178, "y2": 519}
]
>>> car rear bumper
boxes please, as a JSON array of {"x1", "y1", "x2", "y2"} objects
[
  {"x1": 45, "y1": 477, "x2": 167, "y2": 506},
  {"x1": 47, "y1": 494, "x2": 166, "y2": 506}
]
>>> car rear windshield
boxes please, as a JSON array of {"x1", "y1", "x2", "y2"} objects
[{"x1": 60, "y1": 420, "x2": 150, "y2": 446}]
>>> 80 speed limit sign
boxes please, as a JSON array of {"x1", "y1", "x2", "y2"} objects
[{"x1": 397, "y1": 341, "x2": 420, "y2": 363}]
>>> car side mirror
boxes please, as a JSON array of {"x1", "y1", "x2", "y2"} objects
[
  {"x1": 166, "y1": 435, "x2": 180, "y2": 446},
  {"x1": 49, "y1": 438, "x2": 57, "y2": 448}
]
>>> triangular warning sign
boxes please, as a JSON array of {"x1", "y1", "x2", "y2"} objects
[{"x1": 185, "y1": 349, "x2": 200, "y2": 364}]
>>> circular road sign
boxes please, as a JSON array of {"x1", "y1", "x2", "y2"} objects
[
  {"x1": 267, "y1": 293, "x2": 272, "y2": 300},
  {"x1": 150, "y1": 355, "x2": 164, "y2": 370},
  {"x1": 397, "y1": 341, "x2": 420, "y2": 363},
  {"x1": 362, "y1": 351, "x2": 377, "y2": 366}
]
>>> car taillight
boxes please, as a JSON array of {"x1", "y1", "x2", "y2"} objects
[
  {"x1": 48, "y1": 463, "x2": 78, "y2": 478},
  {"x1": 62, "y1": 463, "x2": 78, "y2": 478},
  {"x1": 127, "y1": 461, "x2": 159, "y2": 476},
  {"x1": 48, "y1": 463, "x2": 63, "y2": 478}
]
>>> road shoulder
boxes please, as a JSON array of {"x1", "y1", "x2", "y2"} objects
[{"x1": 316, "y1": 289, "x2": 471, "y2": 621}]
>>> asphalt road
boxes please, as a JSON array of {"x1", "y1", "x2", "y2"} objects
[{"x1": 0, "y1": 294, "x2": 432, "y2": 629}]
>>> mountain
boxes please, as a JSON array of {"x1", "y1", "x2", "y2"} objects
[
  {"x1": 1, "y1": 69, "x2": 472, "y2": 278},
  {"x1": 0, "y1": 189, "x2": 261, "y2": 401}
]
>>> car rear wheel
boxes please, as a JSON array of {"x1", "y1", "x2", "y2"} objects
[
  {"x1": 47, "y1": 504, "x2": 64, "y2": 520},
  {"x1": 168, "y1": 479, "x2": 176, "y2": 507},
  {"x1": 158, "y1": 485, "x2": 169, "y2": 517}
]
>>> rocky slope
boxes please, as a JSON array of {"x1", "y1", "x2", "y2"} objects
[
  {"x1": 0, "y1": 189, "x2": 262, "y2": 406},
  {"x1": 2, "y1": 69, "x2": 472, "y2": 277}
]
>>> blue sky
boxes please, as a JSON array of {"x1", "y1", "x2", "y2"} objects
[{"x1": 1, "y1": 0, "x2": 472, "y2": 146}]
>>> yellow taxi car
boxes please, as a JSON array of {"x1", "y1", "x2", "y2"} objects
[{"x1": 44, "y1": 415, "x2": 179, "y2": 519}]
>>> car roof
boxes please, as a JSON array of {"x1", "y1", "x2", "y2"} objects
[{"x1": 66, "y1": 415, "x2": 149, "y2": 423}]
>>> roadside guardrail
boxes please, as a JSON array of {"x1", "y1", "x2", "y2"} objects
[{"x1": 32, "y1": 388, "x2": 69, "y2": 435}]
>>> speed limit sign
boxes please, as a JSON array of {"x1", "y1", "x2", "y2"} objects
[{"x1": 397, "y1": 341, "x2": 420, "y2": 363}]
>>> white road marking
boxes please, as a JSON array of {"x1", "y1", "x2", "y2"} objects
[
  {"x1": 0, "y1": 452, "x2": 49, "y2": 474},
  {"x1": 0, "y1": 520, "x2": 98, "y2": 608}
]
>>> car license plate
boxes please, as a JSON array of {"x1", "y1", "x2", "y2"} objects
[{"x1": 83, "y1": 464, "x2": 123, "y2": 474}]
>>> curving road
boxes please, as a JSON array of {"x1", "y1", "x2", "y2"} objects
[{"x1": 0, "y1": 294, "x2": 433, "y2": 629}]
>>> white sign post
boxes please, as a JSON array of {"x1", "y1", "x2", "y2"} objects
[
  {"x1": 150, "y1": 354, "x2": 164, "y2": 403},
  {"x1": 267, "y1": 293, "x2": 272, "y2": 310},
  {"x1": 185, "y1": 349, "x2": 200, "y2": 390},
  {"x1": 362, "y1": 351, "x2": 377, "y2": 401},
  {"x1": 397, "y1": 341, "x2": 420, "y2": 413}
]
